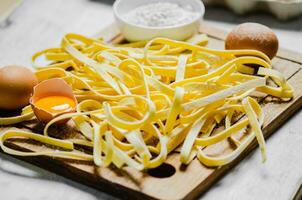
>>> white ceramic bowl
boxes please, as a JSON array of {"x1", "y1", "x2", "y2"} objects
[{"x1": 113, "y1": 0, "x2": 205, "y2": 42}]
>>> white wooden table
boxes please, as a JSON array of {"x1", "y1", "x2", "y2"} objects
[{"x1": 0, "y1": 1, "x2": 302, "y2": 199}]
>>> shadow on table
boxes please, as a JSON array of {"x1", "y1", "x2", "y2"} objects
[
  {"x1": 204, "y1": 6, "x2": 302, "y2": 31},
  {"x1": 0, "y1": 153, "x2": 116, "y2": 200},
  {"x1": 90, "y1": 0, "x2": 114, "y2": 6}
]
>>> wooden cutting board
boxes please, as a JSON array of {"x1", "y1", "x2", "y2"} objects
[{"x1": 1, "y1": 24, "x2": 302, "y2": 200}]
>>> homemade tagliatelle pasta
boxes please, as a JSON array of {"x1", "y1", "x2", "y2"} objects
[{"x1": 0, "y1": 33, "x2": 293, "y2": 169}]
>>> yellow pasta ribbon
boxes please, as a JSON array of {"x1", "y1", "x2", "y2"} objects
[{"x1": 0, "y1": 32, "x2": 293, "y2": 170}]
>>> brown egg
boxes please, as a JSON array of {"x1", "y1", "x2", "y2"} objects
[
  {"x1": 225, "y1": 23, "x2": 279, "y2": 59},
  {"x1": 30, "y1": 78, "x2": 77, "y2": 123},
  {"x1": 0, "y1": 65, "x2": 38, "y2": 110}
]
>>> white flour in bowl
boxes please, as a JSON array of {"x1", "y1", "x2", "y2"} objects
[{"x1": 124, "y1": 2, "x2": 199, "y2": 27}]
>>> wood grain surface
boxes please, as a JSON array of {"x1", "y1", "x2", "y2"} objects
[{"x1": 1, "y1": 22, "x2": 302, "y2": 200}]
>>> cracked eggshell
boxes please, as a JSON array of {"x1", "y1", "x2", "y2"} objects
[{"x1": 30, "y1": 78, "x2": 77, "y2": 124}]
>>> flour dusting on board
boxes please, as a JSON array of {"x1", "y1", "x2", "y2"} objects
[{"x1": 124, "y1": 2, "x2": 199, "y2": 27}]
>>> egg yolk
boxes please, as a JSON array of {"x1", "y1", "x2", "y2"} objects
[{"x1": 35, "y1": 96, "x2": 75, "y2": 114}]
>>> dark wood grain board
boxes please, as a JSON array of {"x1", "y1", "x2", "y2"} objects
[{"x1": 1, "y1": 24, "x2": 302, "y2": 200}]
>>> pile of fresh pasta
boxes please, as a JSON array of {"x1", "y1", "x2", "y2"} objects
[{"x1": 0, "y1": 33, "x2": 293, "y2": 170}]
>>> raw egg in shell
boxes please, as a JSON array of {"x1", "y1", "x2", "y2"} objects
[
  {"x1": 0, "y1": 65, "x2": 38, "y2": 110},
  {"x1": 30, "y1": 78, "x2": 77, "y2": 123}
]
